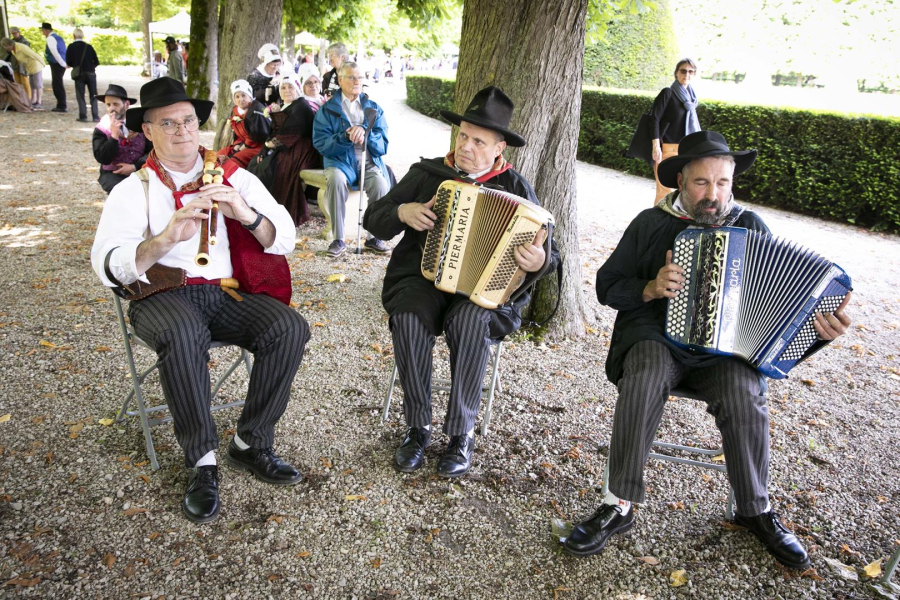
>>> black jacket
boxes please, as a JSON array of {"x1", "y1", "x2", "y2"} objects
[
  {"x1": 364, "y1": 156, "x2": 561, "y2": 338},
  {"x1": 247, "y1": 69, "x2": 280, "y2": 105},
  {"x1": 648, "y1": 87, "x2": 694, "y2": 144},
  {"x1": 65, "y1": 40, "x2": 99, "y2": 73},
  {"x1": 596, "y1": 206, "x2": 769, "y2": 384}
]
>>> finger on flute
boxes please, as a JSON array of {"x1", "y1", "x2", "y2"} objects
[{"x1": 209, "y1": 202, "x2": 219, "y2": 245}]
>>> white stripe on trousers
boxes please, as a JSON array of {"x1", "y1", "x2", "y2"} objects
[
  {"x1": 390, "y1": 302, "x2": 493, "y2": 436},
  {"x1": 608, "y1": 340, "x2": 770, "y2": 516},
  {"x1": 128, "y1": 286, "x2": 310, "y2": 467}
]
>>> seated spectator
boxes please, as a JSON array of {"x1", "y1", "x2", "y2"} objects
[
  {"x1": 151, "y1": 51, "x2": 167, "y2": 79},
  {"x1": 92, "y1": 84, "x2": 152, "y2": 193},
  {"x1": 218, "y1": 79, "x2": 269, "y2": 169},
  {"x1": 312, "y1": 61, "x2": 390, "y2": 257},
  {"x1": 248, "y1": 45, "x2": 282, "y2": 106},
  {"x1": 321, "y1": 43, "x2": 348, "y2": 98},
  {"x1": 258, "y1": 68, "x2": 323, "y2": 225},
  {"x1": 0, "y1": 58, "x2": 32, "y2": 112},
  {"x1": 66, "y1": 28, "x2": 100, "y2": 123},
  {"x1": 0, "y1": 36, "x2": 44, "y2": 108}
]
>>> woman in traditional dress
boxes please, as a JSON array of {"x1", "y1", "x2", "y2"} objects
[
  {"x1": 247, "y1": 45, "x2": 282, "y2": 107},
  {"x1": 649, "y1": 58, "x2": 701, "y2": 204},
  {"x1": 262, "y1": 69, "x2": 323, "y2": 225},
  {"x1": 218, "y1": 79, "x2": 270, "y2": 168}
]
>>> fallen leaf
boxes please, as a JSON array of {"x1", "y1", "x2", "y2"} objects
[
  {"x1": 103, "y1": 552, "x2": 116, "y2": 568},
  {"x1": 98, "y1": 418, "x2": 114, "y2": 426},
  {"x1": 23, "y1": 158, "x2": 34, "y2": 163},
  {"x1": 69, "y1": 422, "x2": 83, "y2": 438},
  {"x1": 267, "y1": 574, "x2": 282, "y2": 581},
  {"x1": 0, "y1": 414, "x2": 10, "y2": 424},
  {"x1": 801, "y1": 379, "x2": 815, "y2": 387},
  {"x1": 320, "y1": 457, "x2": 332, "y2": 468},
  {"x1": 172, "y1": 556, "x2": 183, "y2": 567},
  {"x1": 39, "y1": 340, "x2": 57, "y2": 348},
  {"x1": 638, "y1": 556, "x2": 660, "y2": 565},
  {"x1": 122, "y1": 507, "x2": 148, "y2": 516},
  {"x1": 326, "y1": 274, "x2": 347, "y2": 283},
  {"x1": 345, "y1": 494, "x2": 367, "y2": 501},
  {"x1": 148, "y1": 532, "x2": 161, "y2": 541},
  {"x1": 68, "y1": 474, "x2": 78, "y2": 484},
  {"x1": 711, "y1": 453, "x2": 725, "y2": 462},
  {"x1": 800, "y1": 567, "x2": 824, "y2": 580},
  {"x1": 137, "y1": 475, "x2": 150, "y2": 484},
  {"x1": 266, "y1": 515, "x2": 283, "y2": 524},
  {"x1": 823, "y1": 557, "x2": 858, "y2": 581},
  {"x1": 863, "y1": 558, "x2": 883, "y2": 578},
  {"x1": 669, "y1": 569, "x2": 688, "y2": 587},
  {"x1": 4, "y1": 577, "x2": 40, "y2": 587},
  {"x1": 371, "y1": 557, "x2": 382, "y2": 568},
  {"x1": 94, "y1": 346, "x2": 112, "y2": 352},
  {"x1": 295, "y1": 551, "x2": 311, "y2": 558}
]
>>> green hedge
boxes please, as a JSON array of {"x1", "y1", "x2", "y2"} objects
[
  {"x1": 407, "y1": 75, "x2": 900, "y2": 231},
  {"x1": 91, "y1": 34, "x2": 141, "y2": 65}
]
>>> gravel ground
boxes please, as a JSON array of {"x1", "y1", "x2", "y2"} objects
[{"x1": 1, "y1": 67, "x2": 899, "y2": 599}]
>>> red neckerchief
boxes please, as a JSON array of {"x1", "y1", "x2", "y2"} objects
[
  {"x1": 443, "y1": 151, "x2": 512, "y2": 183},
  {"x1": 143, "y1": 147, "x2": 236, "y2": 209}
]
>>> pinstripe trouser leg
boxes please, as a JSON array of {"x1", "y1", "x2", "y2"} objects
[
  {"x1": 682, "y1": 360, "x2": 769, "y2": 516},
  {"x1": 390, "y1": 312, "x2": 435, "y2": 428},
  {"x1": 608, "y1": 340, "x2": 685, "y2": 503},
  {"x1": 129, "y1": 286, "x2": 310, "y2": 467},
  {"x1": 443, "y1": 301, "x2": 493, "y2": 436}
]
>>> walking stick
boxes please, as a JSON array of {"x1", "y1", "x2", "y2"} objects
[{"x1": 355, "y1": 107, "x2": 379, "y2": 254}]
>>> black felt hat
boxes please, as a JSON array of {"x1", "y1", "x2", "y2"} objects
[
  {"x1": 440, "y1": 86, "x2": 525, "y2": 147},
  {"x1": 657, "y1": 130, "x2": 757, "y2": 188},
  {"x1": 95, "y1": 83, "x2": 136, "y2": 104},
  {"x1": 125, "y1": 77, "x2": 214, "y2": 132}
]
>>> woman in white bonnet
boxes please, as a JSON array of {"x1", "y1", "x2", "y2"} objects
[
  {"x1": 218, "y1": 78, "x2": 270, "y2": 168},
  {"x1": 247, "y1": 43, "x2": 283, "y2": 105}
]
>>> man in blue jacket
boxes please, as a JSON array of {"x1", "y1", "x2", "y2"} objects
[
  {"x1": 312, "y1": 62, "x2": 390, "y2": 258},
  {"x1": 40, "y1": 22, "x2": 67, "y2": 112}
]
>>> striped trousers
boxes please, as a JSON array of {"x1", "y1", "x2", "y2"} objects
[
  {"x1": 608, "y1": 340, "x2": 770, "y2": 516},
  {"x1": 390, "y1": 302, "x2": 494, "y2": 436},
  {"x1": 128, "y1": 285, "x2": 310, "y2": 467}
]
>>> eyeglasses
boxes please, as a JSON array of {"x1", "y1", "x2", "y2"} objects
[
  {"x1": 341, "y1": 75, "x2": 362, "y2": 82},
  {"x1": 145, "y1": 115, "x2": 200, "y2": 135},
  {"x1": 678, "y1": 69, "x2": 696, "y2": 75}
]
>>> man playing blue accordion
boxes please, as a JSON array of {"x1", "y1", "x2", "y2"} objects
[{"x1": 564, "y1": 131, "x2": 851, "y2": 570}]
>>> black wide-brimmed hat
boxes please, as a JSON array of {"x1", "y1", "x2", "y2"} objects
[
  {"x1": 440, "y1": 86, "x2": 526, "y2": 147},
  {"x1": 657, "y1": 130, "x2": 757, "y2": 188},
  {"x1": 95, "y1": 83, "x2": 136, "y2": 104},
  {"x1": 125, "y1": 77, "x2": 214, "y2": 132}
]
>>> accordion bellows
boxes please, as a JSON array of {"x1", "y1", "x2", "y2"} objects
[
  {"x1": 421, "y1": 181, "x2": 554, "y2": 309},
  {"x1": 665, "y1": 227, "x2": 852, "y2": 379}
]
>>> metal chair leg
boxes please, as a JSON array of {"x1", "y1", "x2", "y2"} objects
[
  {"x1": 480, "y1": 342, "x2": 503, "y2": 435},
  {"x1": 382, "y1": 362, "x2": 399, "y2": 422}
]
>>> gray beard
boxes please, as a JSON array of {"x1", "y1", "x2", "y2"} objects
[{"x1": 683, "y1": 193, "x2": 731, "y2": 225}]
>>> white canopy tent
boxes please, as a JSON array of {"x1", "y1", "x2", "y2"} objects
[{"x1": 147, "y1": 10, "x2": 191, "y2": 67}]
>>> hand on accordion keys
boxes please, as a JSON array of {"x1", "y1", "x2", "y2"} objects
[
  {"x1": 643, "y1": 250, "x2": 685, "y2": 302},
  {"x1": 812, "y1": 291, "x2": 852, "y2": 341},
  {"x1": 513, "y1": 228, "x2": 548, "y2": 273},
  {"x1": 398, "y1": 196, "x2": 438, "y2": 231}
]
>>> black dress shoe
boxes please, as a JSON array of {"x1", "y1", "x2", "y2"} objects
[
  {"x1": 734, "y1": 510, "x2": 811, "y2": 569},
  {"x1": 437, "y1": 434, "x2": 475, "y2": 478},
  {"x1": 394, "y1": 427, "x2": 431, "y2": 473},
  {"x1": 563, "y1": 504, "x2": 635, "y2": 556},
  {"x1": 183, "y1": 465, "x2": 220, "y2": 524},
  {"x1": 225, "y1": 440, "x2": 303, "y2": 485}
]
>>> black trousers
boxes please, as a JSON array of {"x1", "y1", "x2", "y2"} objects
[
  {"x1": 49, "y1": 63, "x2": 66, "y2": 109},
  {"x1": 128, "y1": 286, "x2": 310, "y2": 467},
  {"x1": 74, "y1": 71, "x2": 98, "y2": 119},
  {"x1": 98, "y1": 168, "x2": 127, "y2": 194}
]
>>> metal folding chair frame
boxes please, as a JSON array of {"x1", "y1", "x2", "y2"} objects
[
  {"x1": 112, "y1": 294, "x2": 252, "y2": 470},
  {"x1": 382, "y1": 340, "x2": 503, "y2": 436},
  {"x1": 602, "y1": 386, "x2": 735, "y2": 520}
]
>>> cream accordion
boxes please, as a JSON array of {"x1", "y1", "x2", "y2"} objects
[
  {"x1": 665, "y1": 226, "x2": 851, "y2": 379},
  {"x1": 420, "y1": 180, "x2": 555, "y2": 310}
]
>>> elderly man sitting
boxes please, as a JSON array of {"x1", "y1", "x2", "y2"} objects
[
  {"x1": 92, "y1": 84, "x2": 152, "y2": 193},
  {"x1": 91, "y1": 78, "x2": 310, "y2": 523},
  {"x1": 313, "y1": 61, "x2": 390, "y2": 257}
]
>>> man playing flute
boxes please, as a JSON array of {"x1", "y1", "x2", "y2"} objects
[{"x1": 91, "y1": 78, "x2": 310, "y2": 523}]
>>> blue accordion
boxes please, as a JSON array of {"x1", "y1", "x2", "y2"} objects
[{"x1": 664, "y1": 227, "x2": 852, "y2": 379}]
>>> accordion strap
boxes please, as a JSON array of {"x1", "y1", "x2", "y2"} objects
[{"x1": 521, "y1": 222, "x2": 563, "y2": 328}]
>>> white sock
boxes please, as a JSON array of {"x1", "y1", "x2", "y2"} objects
[
  {"x1": 195, "y1": 450, "x2": 216, "y2": 468},
  {"x1": 233, "y1": 433, "x2": 250, "y2": 450},
  {"x1": 421, "y1": 424, "x2": 431, "y2": 431},
  {"x1": 466, "y1": 427, "x2": 475, "y2": 438},
  {"x1": 602, "y1": 490, "x2": 632, "y2": 515}
]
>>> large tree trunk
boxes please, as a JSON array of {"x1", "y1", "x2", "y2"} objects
[
  {"x1": 283, "y1": 19, "x2": 296, "y2": 65},
  {"x1": 141, "y1": 0, "x2": 152, "y2": 77},
  {"x1": 455, "y1": 0, "x2": 590, "y2": 339},
  {"x1": 214, "y1": 0, "x2": 283, "y2": 149},
  {"x1": 187, "y1": 0, "x2": 218, "y2": 115}
]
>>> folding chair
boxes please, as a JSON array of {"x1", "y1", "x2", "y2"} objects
[
  {"x1": 602, "y1": 386, "x2": 736, "y2": 520},
  {"x1": 881, "y1": 545, "x2": 900, "y2": 587},
  {"x1": 382, "y1": 339, "x2": 504, "y2": 436},
  {"x1": 112, "y1": 294, "x2": 253, "y2": 470}
]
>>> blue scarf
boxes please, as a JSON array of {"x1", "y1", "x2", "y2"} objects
[{"x1": 670, "y1": 81, "x2": 700, "y2": 138}]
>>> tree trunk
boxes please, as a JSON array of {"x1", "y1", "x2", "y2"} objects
[
  {"x1": 187, "y1": 0, "x2": 218, "y2": 114},
  {"x1": 141, "y1": 0, "x2": 152, "y2": 77},
  {"x1": 455, "y1": 0, "x2": 590, "y2": 339},
  {"x1": 283, "y1": 19, "x2": 296, "y2": 65},
  {"x1": 214, "y1": 0, "x2": 283, "y2": 150}
]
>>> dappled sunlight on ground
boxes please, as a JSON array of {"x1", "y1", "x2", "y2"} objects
[{"x1": 0, "y1": 224, "x2": 59, "y2": 248}]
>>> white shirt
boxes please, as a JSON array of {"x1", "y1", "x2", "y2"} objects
[
  {"x1": 91, "y1": 155, "x2": 296, "y2": 287},
  {"x1": 341, "y1": 94, "x2": 365, "y2": 164}
]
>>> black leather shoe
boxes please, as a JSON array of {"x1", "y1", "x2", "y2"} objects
[
  {"x1": 225, "y1": 440, "x2": 303, "y2": 485},
  {"x1": 734, "y1": 510, "x2": 811, "y2": 569},
  {"x1": 437, "y1": 434, "x2": 475, "y2": 478},
  {"x1": 563, "y1": 504, "x2": 635, "y2": 556},
  {"x1": 183, "y1": 465, "x2": 220, "y2": 524},
  {"x1": 394, "y1": 427, "x2": 431, "y2": 473}
]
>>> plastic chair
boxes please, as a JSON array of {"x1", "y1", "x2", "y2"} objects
[
  {"x1": 382, "y1": 340, "x2": 504, "y2": 436},
  {"x1": 112, "y1": 294, "x2": 252, "y2": 470},
  {"x1": 602, "y1": 386, "x2": 736, "y2": 520}
]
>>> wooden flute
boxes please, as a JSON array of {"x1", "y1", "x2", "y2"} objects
[{"x1": 195, "y1": 153, "x2": 225, "y2": 267}]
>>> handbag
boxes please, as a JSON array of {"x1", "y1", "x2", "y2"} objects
[
  {"x1": 247, "y1": 145, "x2": 281, "y2": 190},
  {"x1": 625, "y1": 113, "x2": 668, "y2": 167},
  {"x1": 70, "y1": 43, "x2": 87, "y2": 81}
]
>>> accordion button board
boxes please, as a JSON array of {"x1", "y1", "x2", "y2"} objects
[
  {"x1": 664, "y1": 226, "x2": 852, "y2": 379},
  {"x1": 420, "y1": 180, "x2": 555, "y2": 310}
]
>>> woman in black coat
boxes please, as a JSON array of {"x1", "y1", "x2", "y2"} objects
[
  {"x1": 649, "y1": 58, "x2": 700, "y2": 204},
  {"x1": 247, "y1": 45, "x2": 282, "y2": 106}
]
